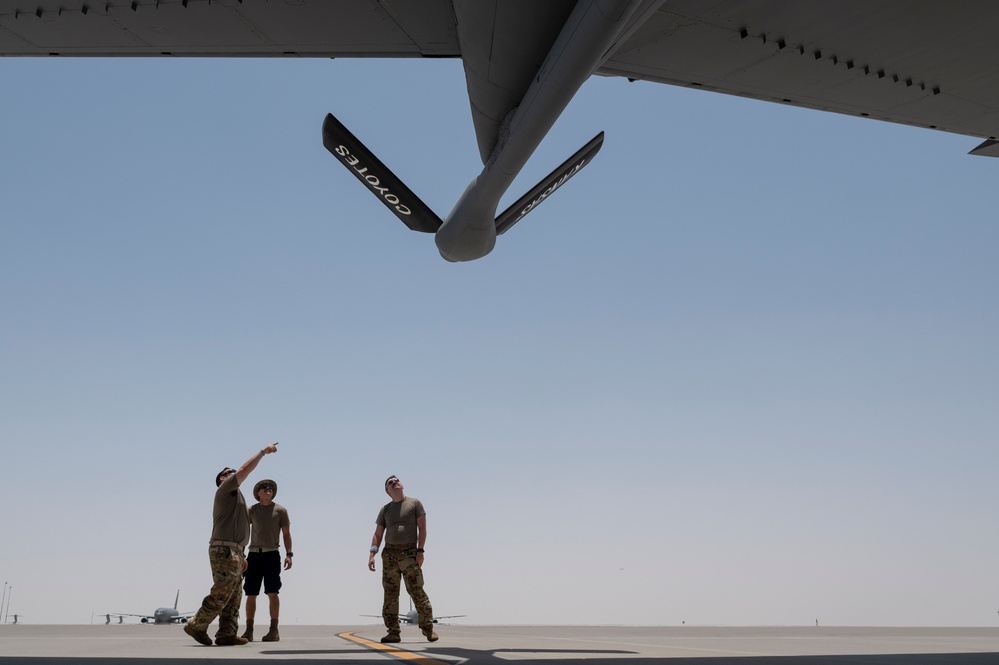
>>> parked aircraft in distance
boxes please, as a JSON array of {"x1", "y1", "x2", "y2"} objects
[
  {"x1": 107, "y1": 590, "x2": 194, "y2": 625},
  {"x1": 3, "y1": 1, "x2": 998, "y2": 261},
  {"x1": 363, "y1": 599, "x2": 465, "y2": 625}
]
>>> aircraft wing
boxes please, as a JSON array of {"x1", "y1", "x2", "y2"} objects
[
  {"x1": 0, "y1": 0, "x2": 460, "y2": 58},
  {"x1": 596, "y1": 1, "x2": 999, "y2": 156}
]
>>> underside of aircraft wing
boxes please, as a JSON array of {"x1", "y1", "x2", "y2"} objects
[
  {"x1": 596, "y1": 0, "x2": 999, "y2": 155},
  {"x1": 0, "y1": 0, "x2": 460, "y2": 58}
]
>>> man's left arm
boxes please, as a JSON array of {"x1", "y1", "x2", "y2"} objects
[
  {"x1": 416, "y1": 514, "x2": 427, "y2": 568},
  {"x1": 282, "y1": 521, "x2": 293, "y2": 570}
]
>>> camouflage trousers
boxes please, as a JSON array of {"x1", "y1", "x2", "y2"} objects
[
  {"x1": 381, "y1": 544, "x2": 434, "y2": 632},
  {"x1": 188, "y1": 545, "x2": 244, "y2": 638}
]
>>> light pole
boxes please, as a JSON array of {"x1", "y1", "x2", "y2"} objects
[
  {"x1": 1, "y1": 582, "x2": 7, "y2": 623},
  {"x1": 3, "y1": 587, "x2": 10, "y2": 625}
]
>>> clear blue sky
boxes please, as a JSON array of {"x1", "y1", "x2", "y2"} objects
[{"x1": 1, "y1": 55, "x2": 996, "y2": 627}]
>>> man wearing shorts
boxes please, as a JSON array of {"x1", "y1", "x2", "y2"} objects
[{"x1": 240, "y1": 478, "x2": 292, "y2": 642}]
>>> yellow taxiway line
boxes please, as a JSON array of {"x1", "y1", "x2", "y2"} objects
[{"x1": 338, "y1": 631, "x2": 451, "y2": 665}]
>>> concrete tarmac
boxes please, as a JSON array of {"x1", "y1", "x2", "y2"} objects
[{"x1": 2, "y1": 624, "x2": 999, "y2": 663}]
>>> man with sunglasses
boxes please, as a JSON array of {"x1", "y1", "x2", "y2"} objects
[
  {"x1": 184, "y1": 442, "x2": 279, "y2": 647},
  {"x1": 367, "y1": 475, "x2": 438, "y2": 643},
  {"x1": 239, "y1": 478, "x2": 292, "y2": 642}
]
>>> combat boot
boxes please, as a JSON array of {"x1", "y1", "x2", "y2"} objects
[
  {"x1": 215, "y1": 634, "x2": 249, "y2": 646},
  {"x1": 261, "y1": 618, "x2": 280, "y2": 642},
  {"x1": 183, "y1": 624, "x2": 212, "y2": 646},
  {"x1": 240, "y1": 619, "x2": 253, "y2": 642},
  {"x1": 423, "y1": 628, "x2": 439, "y2": 642},
  {"x1": 380, "y1": 632, "x2": 401, "y2": 643}
]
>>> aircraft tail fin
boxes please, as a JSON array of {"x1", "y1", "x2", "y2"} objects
[
  {"x1": 322, "y1": 113, "x2": 443, "y2": 233},
  {"x1": 174, "y1": 590, "x2": 179, "y2": 610},
  {"x1": 495, "y1": 132, "x2": 604, "y2": 235}
]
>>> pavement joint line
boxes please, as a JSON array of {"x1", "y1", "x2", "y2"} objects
[{"x1": 339, "y1": 631, "x2": 451, "y2": 665}]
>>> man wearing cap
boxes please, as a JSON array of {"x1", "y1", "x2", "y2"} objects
[
  {"x1": 183, "y1": 442, "x2": 279, "y2": 647},
  {"x1": 367, "y1": 475, "x2": 438, "y2": 643},
  {"x1": 240, "y1": 478, "x2": 292, "y2": 642}
]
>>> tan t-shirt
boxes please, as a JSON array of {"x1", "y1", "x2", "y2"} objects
[
  {"x1": 210, "y1": 473, "x2": 249, "y2": 547},
  {"x1": 247, "y1": 503, "x2": 290, "y2": 549},
  {"x1": 376, "y1": 496, "x2": 426, "y2": 545}
]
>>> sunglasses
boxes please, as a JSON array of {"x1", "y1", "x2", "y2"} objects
[{"x1": 259, "y1": 484, "x2": 274, "y2": 491}]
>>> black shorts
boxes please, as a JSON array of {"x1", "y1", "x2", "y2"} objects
[{"x1": 243, "y1": 550, "x2": 282, "y2": 595}]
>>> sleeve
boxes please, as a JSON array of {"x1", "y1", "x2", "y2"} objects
[
  {"x1": 376, "y1": 504, "x2": 388, "y2": 527},
  {"x1": 279, "y1": 505, "x2": 290, "y2": 527},
  {"x1": 414, "y1": 499, "x2": 426, "y2": 518},
  {"x1": 217, "y1": 473, "x2": 239, "y2": 495}
]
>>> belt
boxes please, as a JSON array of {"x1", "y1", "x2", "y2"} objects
[
  {"x1": 210, "y1": 540, "x2": 244, "y2": 549},
  {"x1": 384, "y1": 543, "x2": 417, "y2": 549},
  {"x1": 247, "y1": 547, "x2": 280, "y2": 554}
]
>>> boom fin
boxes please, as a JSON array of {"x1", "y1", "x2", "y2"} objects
[
  {"x1": 495, "y1": 132, "x2": 604, "y2": 235},
  {"x1": 322, "y1": 114, "x2": 443, "y2": 233}
]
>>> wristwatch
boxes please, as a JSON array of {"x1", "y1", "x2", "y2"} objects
[{"x1": 286, "y1": 552, "x2": 294, "y2": 557}]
